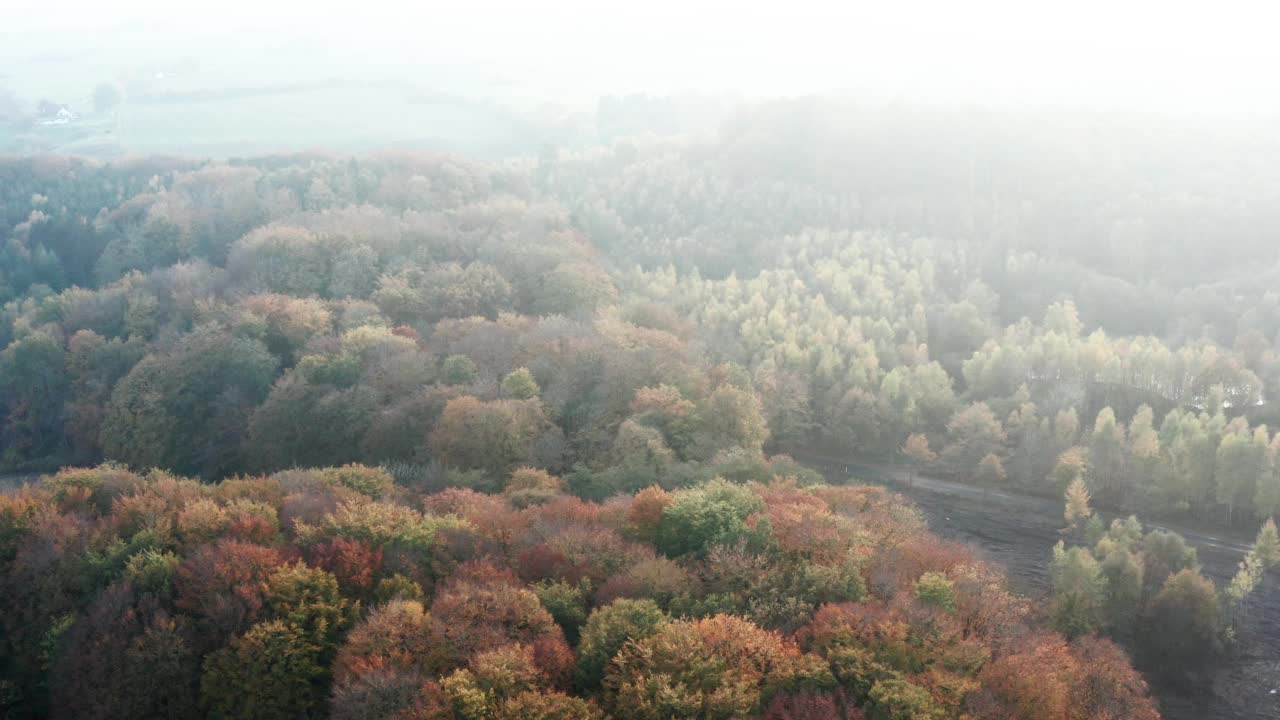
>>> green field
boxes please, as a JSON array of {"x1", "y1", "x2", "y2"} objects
[{"x1": 3, "y1": 86, "x2": 553, "y2": 160}]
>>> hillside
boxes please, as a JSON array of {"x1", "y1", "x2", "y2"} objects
[{"x1": 3, "y1": 102, "x2": 1280, "y2": 718}]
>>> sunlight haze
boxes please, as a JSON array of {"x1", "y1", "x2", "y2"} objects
[{"x1": 3, "y1": 0, "x2": 1277, "y2": 112}]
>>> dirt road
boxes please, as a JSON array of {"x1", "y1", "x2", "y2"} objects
[{"x1": 793, "y1": 453, "x2": 1279, "y2": 720}]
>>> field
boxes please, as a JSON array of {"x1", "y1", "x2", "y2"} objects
[{"x1": 1, "y1": 83, "x2": 562, "y2": 160}]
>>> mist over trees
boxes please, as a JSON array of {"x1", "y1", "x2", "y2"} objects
[{"x1": 3, "y1": 98, "x2": 1280, "y2": 718}]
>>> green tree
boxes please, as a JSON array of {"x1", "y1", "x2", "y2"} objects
[
  {"x1": 1140, "y1": 569, "x2": 1222, "y2": 673},
  {"x1": 501, "y1": 367, "x2": 541, "y2": 400},
  {"x1": 200, "y1": 620, "x2": 324, "y2": 720},
  {"x1": 655, "y1": 478, "x2": 766, "y2": 557},
  {"x1": 0, "y1": 331, "x2": 69, "y2": 461},
  {"x1": 1254, "y1": 518, "x2": 1280, "y2": 569},
  {"x1": 1098, "y1": 548, "x2": 1144, "y2": 635},
  {"x1": 1255, "y1": 438, "x2": 1280, "y2": 519},
  {"x1": 865, "y1": 678, "x2": 944, "y2": 720},
  {"x1": 913, "y1": 572, "x2": 956, "y2": 612},
  {"x1": 100, "y1": 326, "x2": 278, "y2": 477},
  {"x1": 1215, "y1": 424, "x2": 1268, "y2": 525},
  {"x1": 442, "y1": 354, "x2": 479, "y2": 385},
  {"x1": 1050, "y1": 542, "x2": 1106, "y2": 638},
  {"x1": 1089, "y1": 407, "x2": 1126, "y2": 502},
  {"x1": 264, "y1": 562, "x2": 355, "y2": 657},
  {"x1": 533, "y1": 580, "x2": 589, "y2": 644},
  {"x1": 575, "y1": 599, "x2": 668, "y2": 689},
  {"x1": 1127, "y1": 404, "x2": 1160, "y2": 484}
]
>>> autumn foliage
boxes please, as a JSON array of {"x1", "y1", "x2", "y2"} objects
[{"x1": 0, "y1": 462, "x2": 1159, "y2": 719}]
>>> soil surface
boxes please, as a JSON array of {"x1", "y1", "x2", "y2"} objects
[{"x1": 794, "y1": 452, "x2": 1280, "y2": 720}]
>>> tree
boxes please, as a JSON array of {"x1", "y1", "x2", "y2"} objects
[
  {"x1": 1140, "y1": 529, "x2": 1198, "y2": 590},
  {"x1": 531, "y1": 260, "x2": 618, "y2": 316},
  {"x1": 976, "y1": 453, "x2": 1007, "y2": 494},
  {"x1": 1126, "y1": 405, "x2": 1160, "y2": 483},
  {"x1": 1063, "y1": 478, "x2": 1091, "y2": 530},
  {"x1": 200, "y1": 620, "x2": 324, "y2": 720},
  {"x1": 1226, "y1": 518, "x2": 1280, "y2": 605},
  {"x1": 575, "y1": 598, "x2": 668, "y2": 689},
  {"x1": 430, "y1": 396, "x2": 555, "y2": 478},
  {"x1": 332, "y1": 599, "x2": 432, "y2": 684},
  {"x1": 228, "y1": 225, "x2": 331, "y2": 297},
  {"x1": 0, "y1": 331, "x2": 69, "y2": 461},
  {"x1": 1255, "y1": 518, "x2": 1280, "y2": 569},
  {"x1": 497, "y1": 690, "x2": 606, "y2": 720},
  {"x1": 610, "y1": 420, "x2": 676, "y2": 489},
  {"x1": 100, "y1": 326, "x2": 278, "y2": 478},
  {"x1": 501, "y1": 367, "x2": 540, "y2": 399},
  {"x1": 504, "y1": 467, "x2": 562, "y2": 507},
  {"x1": 1140, "y1": 569, "x2": 1221, "y2": 673},
  {"x1": 424, "y1": 579, "x2": 566, "y2": 674},
  {"x1": 603, "y1": 615, "x2": 827, "y2": 720},
  {"x1": 973, "y1": 634, "x2": 1075, "y2": 720},
  {"x1": 655, "y1": 478, "x2": 765, "y2": 557},
  {"x1": 533, "y1": 580, "x2": 589, "y2": 644},
  {"x1": 1053, "y1": 408, "x2": 1080, "y2": 451},
  {"x1": 865, "y1": 679, "x2": 943, "y2": 720},
  {"x1": 1255, "y1": 440, "x2": 1280, "y2": 519},
  {"x1": 901, "y1": 433, "x2": 935, "y2": 487},
  {"x1": 1161, "y1": 410, "x2": 1216, "y2": 514},
  {"x1": 50, "y1": 586, "x2": 197, "y2": 720},
  {"x1": 442, "y1": 354, "x2": 479, "y2": 385},
  {"x1": 1050, "y1": 542, "x2": 1105, "y2": 638},
  {"x1": 308, "y1": 537, "x2": 382, "y2": 595},
  {"x1": 940, "y1": 402, "x2": 1006, "y2": 480},
  {"x1": 1098, "y1": 548, "x2": 1143, "y2": 635},
  {"x1": 247, "y1": 376, "x2": 379, "y2": 471},
  {"x1": 263, "y1": 562, "x2": 354, "y2": 656},
  {"x1": 1067, "y1": 636, "x2": 1160, "y2": 720},
  {"x1": 1088, "y1": 408, "x2": 1126, "y2": 503},
  {"x1": 331, "y1": 669, "x2": 448, "y2": 720},
  {"x1": 175, "y1": 539, "x2": 287, "y2": 646},
  {"x1": 1215, "y1": 425, "x2": 1268, "y2": 525},
  {"x1": 913, "y1": 571, "x2": 956, "y2": 612},
  {"x1": 691, "y1": 385, "x2": 770, "y2": 460}
]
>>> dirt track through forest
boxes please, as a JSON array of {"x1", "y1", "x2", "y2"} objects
[{"x1": 794, "y1": 453, "x2": 1280, "y2": 720}]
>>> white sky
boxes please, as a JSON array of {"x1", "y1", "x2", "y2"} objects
[{"x1": 3, "y1": 0, "x2": 1278, "y2": 112}]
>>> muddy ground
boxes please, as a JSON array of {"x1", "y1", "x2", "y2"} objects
[{"x1": 796, "y1": 454, "x2": 1279, "y2": 720}]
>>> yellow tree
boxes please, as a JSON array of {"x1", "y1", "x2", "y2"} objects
[{"x1": 1064, "y1": 478, "x2": 1092, "y2": 531}]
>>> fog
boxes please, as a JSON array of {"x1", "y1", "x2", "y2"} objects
[
  {"x1": 3, "y1": 0, "x2": 1277, "y2": 113},
  {"x1": 5, "y1": 3, "x2": 1280, "y2": 720}
]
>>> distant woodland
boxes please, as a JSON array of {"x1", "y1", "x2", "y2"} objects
[{"x1": 3, "y1": 99, "x2": 1280, "y2": 718}]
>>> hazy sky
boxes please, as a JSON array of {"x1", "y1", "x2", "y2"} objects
[{"x1": 3, "y1": 0, "x2": 1277, "y2": 112}]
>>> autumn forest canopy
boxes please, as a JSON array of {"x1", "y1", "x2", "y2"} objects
[{"x1": 3, "y1": 98, "x2": 1280, "y2": 719}]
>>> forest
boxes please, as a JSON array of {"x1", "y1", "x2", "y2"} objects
[{"x1": 3, "y1": 99, "x2": 1280, "y2": 718}]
